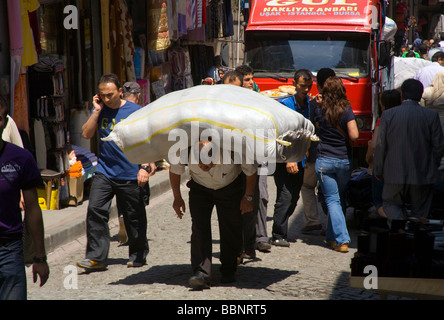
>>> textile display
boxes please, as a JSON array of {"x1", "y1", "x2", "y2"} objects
[
  {"x1": 136, "y1": 79, "x2": 151, "y2": 106},
  {"x1": 20, "y1": 0, "x2": 40, "y2": 67},
  {"x1": 148, "y1": 0, "x2": 171, "y2": 51},
  {"x1": 110, "y1": 0, "x2": 136, "y2": 82},
  {"x1": 12, "y1": 74, "x2": 30, "y2": 134},
  {"x1": 101, "y1": 0, "x2": 112, "y2": 73},
  {"x1": 102, "y1": 85, "x2": 317, "y2": 165}
]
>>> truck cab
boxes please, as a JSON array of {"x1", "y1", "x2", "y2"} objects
[{"x1": 244, "y1": 0, "x2": 389, "y2": 153}]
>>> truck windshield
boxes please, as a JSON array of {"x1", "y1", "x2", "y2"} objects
[{"x1": 245, "y1": 31, "x2": 370, "y2": 79}]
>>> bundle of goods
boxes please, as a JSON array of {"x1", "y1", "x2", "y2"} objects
[{"x1": 103, "y1": 84, "x2": 317, "y2": 166}]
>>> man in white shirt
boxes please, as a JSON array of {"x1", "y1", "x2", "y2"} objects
[
  {"x1": 169, "y1": 140, "x2": 257, "y2": 290},
  {"x1": 414, "y1": 51, "x2": 444, "y2": 88}
]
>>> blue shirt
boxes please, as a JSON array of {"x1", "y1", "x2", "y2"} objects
[
  {"x1": 95, "y1": 101, "x2": 141, "y2": 180},
  {"x1": 278, "y1": 95, "x2": 311, "y2": 166}
]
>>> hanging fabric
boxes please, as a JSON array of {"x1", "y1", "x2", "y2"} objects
[
  {"x1": 148, "y1": 0, "x2": 171, "y2": 51},
  {"x1": 119, "y1": 0, "x2": 136, "y2": 81},
  {"x1": 20, "y1": 0, "x2": 40, "y2": 67},
  {"x1": 177, "y1": 0, "x2": 188, "y2": 36},
  {"x1": 222, "y1": 0, "x2": 234, "y2": 38},
  {"x1": 101, "y1": 0, "x2": 112, "y2": 73},
  {"x1": 167, "y1": 0, "x2": 179, "y2": 41}
]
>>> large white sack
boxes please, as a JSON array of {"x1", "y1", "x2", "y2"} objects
[
  {"x1": 394, "y1": 56, "x2": 431, "y2": 89},
  {"x1": 102, "y1": 84, "x2": 317, "y2": 165}
]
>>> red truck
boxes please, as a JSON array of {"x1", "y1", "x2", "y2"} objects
[{"x1": 243, "y1": 0, "x2": 391, "y2": 163}]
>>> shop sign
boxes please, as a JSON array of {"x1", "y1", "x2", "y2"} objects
[{"x1": 249, "y1": 0, "x2": 380, "y2": 29}]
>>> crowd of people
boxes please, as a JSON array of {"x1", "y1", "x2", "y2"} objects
[{"x1": 2, "y1": 54, "x2": 444, "y2": 298}]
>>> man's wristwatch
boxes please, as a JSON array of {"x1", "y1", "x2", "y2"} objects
[
  {"x1": 140, "y1": 165, "x2": 151, "y2": 173},
  {"x1": 244, "y1": 194, "x2": 253, "y2": 202},
  {"x1": 33, "y1": 256, "x2": 47, "y2": 263}
]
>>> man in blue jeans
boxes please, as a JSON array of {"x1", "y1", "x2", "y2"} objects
[
  {"x1": 77, "y1": 74, "x2": 156, "y2": 271},
  {"x1": 270, "y1": 69, "x2": 313, "y2": 247},
  {"x1": 0, "y1": 97, "x2": 49, "y2": 299}
]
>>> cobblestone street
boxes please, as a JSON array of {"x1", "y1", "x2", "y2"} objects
[{"x1": 26, "y1": 177, "x2": 403, "y2": 301}]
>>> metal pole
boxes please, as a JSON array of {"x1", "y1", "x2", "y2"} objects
[{"x1": 236, "y1": 0, "x2": 241, "y2": 65}]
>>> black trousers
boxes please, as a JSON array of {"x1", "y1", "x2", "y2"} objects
[
  {"x1": 272, "y1": 162, "x2": 304, "y2": 240},
  {"x1": 187, "y1": 175, "x2": 244, "y2": 278},
  {"x1": 86, "y1": 173, "x2": 149, "y2": 263}
]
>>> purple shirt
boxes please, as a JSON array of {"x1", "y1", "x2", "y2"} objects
[{"x1": 0, "y1": 142, "x2": 42, "y2": 237}]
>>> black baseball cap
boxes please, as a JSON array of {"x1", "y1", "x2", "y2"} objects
[{"x1": 123, "y1": 82, "x2": 141, "y2": 94}]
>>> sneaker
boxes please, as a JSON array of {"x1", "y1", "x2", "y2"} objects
[
  {"x1": 270, "y1": 238, "x2": 290, "y2": 247},
  {"x1": 256, "y1": 242, "x2": 271, "y2": 252},
  {"x1": 301, "y1": 224, "x2": 323, "y2": 233},
  {"x1": 127, "y1": 261, "x2": 145, "y2": 268},
  {"x1": 77, "y1": 259, "x2": 107, "y2": 271},
  {"x1": 333, "y1": 243, "x2": 349, "y2": 253},
  {"x1": 189, "y1": 271, "x2": 210, "y2": 290}
]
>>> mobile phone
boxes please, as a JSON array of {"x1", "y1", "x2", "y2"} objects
[{"x1": 96, "y1": 94, "x2": 102, "y2": 104}]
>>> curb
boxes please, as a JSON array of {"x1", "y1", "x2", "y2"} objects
[{"x1": 42, "y1": 171, "x2": 188, "y2": 255}]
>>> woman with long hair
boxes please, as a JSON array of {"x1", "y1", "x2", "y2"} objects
[{"x1": 314, "y1": 77, "x2": 359, "y2": 253}]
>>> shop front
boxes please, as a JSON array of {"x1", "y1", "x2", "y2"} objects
[{"x1": 1, "y1": 0, "x2": 240, "y2": 210}]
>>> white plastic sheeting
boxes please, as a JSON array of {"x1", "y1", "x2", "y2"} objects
[
  {"x1": 394, "y1": 56, "x2": 431, "y2": 89},
  {"x1": 103, "y1": 84, "x2": 317, "y2": 165}
]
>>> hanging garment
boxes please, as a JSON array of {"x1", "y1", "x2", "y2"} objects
[
  {"x1": 118, "y1": 0, "x2": 136, "y2": 81},
  {"x1": 186, "y1": 0, "x2": 196, "y2": 31},
  {"x1": 20, "y1": 0, "x2": 40, "y2": 67},
  {"x1": 148, "y1": 0, "x2": 171, "y2": 51},
  {"x1": 12, "y1": 74, "x2": 30, "y2": 134},
  {"x1": 222, "y1": 0, "x2": 234, "y2": 38},
  {"x1": 177, "y1": 0, "x2": 187, "y2": 36},
  {"x1": 7, "y1": 0, "x2": 24, "y2": 57},
  {"x1": 167, "y1": 0, "x2": 179, "y2": 41},
  {"x1": 28, "y1": 9, "x2": 41, "y2": 54},
  {"x1": 110, "y1": 0, "x2": 126, "y2": 81},
  {"x1": 101, "y1": 0, "x2": 112, "y2": 73},
  {"x1": 33, "y1": 119, "x2": 47, "y2": 170}
]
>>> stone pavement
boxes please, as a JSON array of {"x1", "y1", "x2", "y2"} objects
[
  {"x1": 26, "y1": 170, "x2": 410, "y2": 301},
  {"x1": 39, "y1": 170, "x2": 180, "y2": 255}
]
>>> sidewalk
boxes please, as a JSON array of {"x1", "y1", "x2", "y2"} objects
[{"x1": 41, "y1": 170, "x2": 181, "y2": 255}]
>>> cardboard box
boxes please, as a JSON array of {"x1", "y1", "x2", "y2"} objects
[{"x1": 68, "y1": 176, "x2": 84, "y2": 206}]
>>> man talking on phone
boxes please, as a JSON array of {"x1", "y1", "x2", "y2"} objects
[{"x1": 77, "y1": 73, "x2": 156, "y2": 271}]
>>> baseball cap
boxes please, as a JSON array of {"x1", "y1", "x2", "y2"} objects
[{"x1": 123, "y1": 82, "x2": 141, "y2": 94}]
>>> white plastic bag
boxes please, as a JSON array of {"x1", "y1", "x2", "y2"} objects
[{"x1": 103, "y1": 84, "x2": 317, "y2": 165}]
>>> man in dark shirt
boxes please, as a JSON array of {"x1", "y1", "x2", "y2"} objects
[
  {"x1": 374, "y1": 79, "x2": 444, "y2": 221},
  {"x1": 0, "y1": 97, "x2": 49, "y2": 300}
]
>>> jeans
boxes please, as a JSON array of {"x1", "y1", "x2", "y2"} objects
[
  {"x1": 0, "y1": 240, "x2": 27, "y2": 300},
  {"x1": 315, "y1": 157, "x2": 351, "y2": 245},
  {"x1": 86, "y1": 173, "x2": 149, "y2": 264}
]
